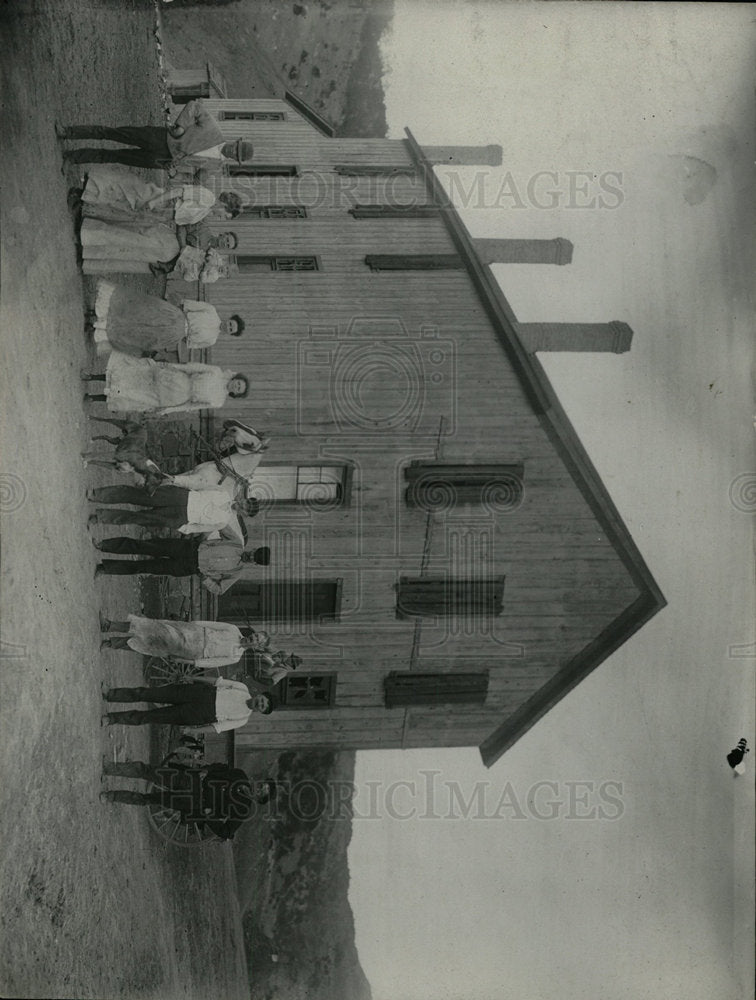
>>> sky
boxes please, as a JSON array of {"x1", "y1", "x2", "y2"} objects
[{"x1": 347, "y1": 4, "x2": 755, "y2": 1000}]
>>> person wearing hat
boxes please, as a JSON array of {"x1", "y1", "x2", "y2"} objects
[
  {"x1": 87, "y1": 483, "x2": 258, "y2": 534},
  {"x1": 57, "y1": 100, "x2": 254, "y2": 180},
  {"x1": 99, "y1": 758, "x2": 260, "y2": 841},
  {"x1": 101, "y1": 678, "x2": 274, "y2": 730},
  {"x1": 93, "y1": 532, "x2": 270, "y2": 594}
]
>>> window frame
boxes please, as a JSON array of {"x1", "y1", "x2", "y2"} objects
[
  {"x1": 217, "y1": 110, "x2": 286, "y2": 121},
  {"x1": 349, "y1": 204, "x2": 441, "y2": 219},
  {"x1": 278, "y1": 672, "x2": 337, "y2": 710},
  {"x1": 239, "y1": 205, "x2": 309, "y2": 219},
  {"x1": 247, "y1": 463, "x2": 354, "y2": 508},
  {"x1": 334, "y1": 165, "x2": 418, "y2": 177},
  {"x1": 365, "y1": 254, "x2": 465, "y2": 271},
  {"x1": 231, "y1": 254, "x2": 322, "y2": 273},
  {"x1": 226, "y1": 165, "x2": 300, "y2": 178},
  {"x1": 384, "y1": 671, "x2": 489, "y2": 708},
  {"x1": 404, "y1": 462, "x2": 525, "y2": 511},
  {"x1": 395, "y1": 575, "x2": 506, "y2": 620}
]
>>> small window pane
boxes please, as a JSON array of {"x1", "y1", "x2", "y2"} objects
[
  {"x1": 297, "y1": 481, "x2": 338, "y2": 502},
  {"x1": 319, "y1": 466, "x2": 343, "y2": 483},
  {"x1": 249, "y1": 468, "x2": 298, "y2": 500},
  {"x1": 297, "y1": 466, "x2": 324, "y2": 482}
]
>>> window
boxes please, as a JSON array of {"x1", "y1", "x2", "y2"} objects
[
  {"x1": 405, "y1": 463, "x2": 524, "y2": 511},
  {"x1": 227, "y1": 165, "x2": 299, "y2": 178},
  {"x1": 279, "y1": 673, "x2": 337, "y2": 709},
  {"x1": 218, "y1": 579, "x2": 342, "y2": 623},
  {"x1": 350, "y1": 204, "x2": 440, "y2": 219},
  {"x1": 335, "y1": 165, "x2": 417, "y2": 177},
  {"x1": 248, "y1": 464, "x2": 352, "y2": 507},
  {"x1": 233, "y1": 255, "x2": 321, "y2": 272},
  {"x1": 384, "y1": 671, "x2": 489, "y2": 707},
  {"x1": 240, "y1": 205, "x2": 309, "y2": 219},
  {"x1": 395, "y1": 576, "x2": 505, "y2": 619},
  {"x1": 365, "y1": 254, "x2": 464, "y2": 271},
  {"x1": 218, "y1": 110, "x2": 285, "y2": 121}
]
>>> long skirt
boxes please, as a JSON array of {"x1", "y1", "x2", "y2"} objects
[
  {"x1": 94, "y1": 280, "x2": 185, "y2": 357},
  {"x1": 80, "y1": 217, "x2": 179, "y2": 274},
  {"x1": 125, "y1": 615, "x2": 207, "y2": 660},
  {"x1": 104, "y1": 354, "x2": 190, "y2": 413},
  {"x1": 81, "y1": 165, "x2": 215, "y2": 226}
]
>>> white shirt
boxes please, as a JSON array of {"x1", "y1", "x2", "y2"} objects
[
  {"x1": 213, "y1": 678, "x2": 253, "y2": 734},
  {"x1": 181, "y1": 300, "x2": 221, "y2": 349},
  {"x1": 194, "y1": 143, "x2": 225, "y2": 159},
  {"x1": 179, "y1": 488, "x2": 235, "y2": 534}
]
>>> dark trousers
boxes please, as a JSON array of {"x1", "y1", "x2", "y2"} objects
[
  {"x1": 93, "y1": 485, "x2": 189, "y2": 529},
  {"x1": 104, "y1": 684, "x2": 216, "y2": 726},
  {"x1": 103, "y1": 760, "x2": 200, "y2": 813},
  {"x1": 98, "y1": 536, "x2": 200, "y2": 577},
  {"x1": 63, "y1": 126, "x2": 171, "y2": 167}
]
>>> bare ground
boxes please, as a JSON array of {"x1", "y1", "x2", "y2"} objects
[{"x1": 0, "y1": 3, "x2": 248, "y2": 997}]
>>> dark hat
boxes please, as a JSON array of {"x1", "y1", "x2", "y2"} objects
[
  {"x1": 253, "y1": 546, "x2": 271, "y2": 566},
  {"x1": 234, "y1": 138, "x2": 255, "y2": 164}
]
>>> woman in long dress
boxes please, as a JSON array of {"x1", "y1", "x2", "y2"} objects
[
  {"x1": 89, "y1": 279, "x2": 245, "y2": 357},
  {"x1": 100, "y1": 614, "x2": 257, "y2": 670},
  {"x1": 75, "y1": 165, "x2": 240, "y2": 274},
  {"x1": 81, "y1": 353, "x2": 249, "y2": 415}
]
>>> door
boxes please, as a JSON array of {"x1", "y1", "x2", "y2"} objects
[{"x1": 218, "y1": 579, "x2": 342, "y2": 624}]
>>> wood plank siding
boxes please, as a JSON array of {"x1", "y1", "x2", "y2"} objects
[{"x1": 167, "y1": 100, "x2": 652, "y2": 758}]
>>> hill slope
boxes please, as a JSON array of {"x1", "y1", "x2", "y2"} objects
[
  {"x1": 161, "y1": 0, "x2": 393, "y2": 136},
  {"x1": 233, "y1": 750, "x2": 372, "y2": 1000}
]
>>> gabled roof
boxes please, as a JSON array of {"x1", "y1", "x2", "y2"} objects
[
  {"x1": 404, "y1": 129, "x2": 667, "y2": 767},
  {"x1": 284, "y1": 90, "x2": 337, "y2": 137}
]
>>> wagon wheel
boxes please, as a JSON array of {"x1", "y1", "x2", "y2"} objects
[
  {"x1": 146, "y1": 754, "x2": 219, "y2": 847},
  {"x1": 144, "y1": 656, "x2": 206, "y2": 686}
]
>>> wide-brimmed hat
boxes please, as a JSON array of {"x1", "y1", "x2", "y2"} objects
[{"x1": 234, "y1": 139, "x2": 254, "y2": 164}]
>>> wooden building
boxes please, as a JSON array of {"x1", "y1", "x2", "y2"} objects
[{"x1": 168, "y1": 96, "x2": 665, "y2": 767}]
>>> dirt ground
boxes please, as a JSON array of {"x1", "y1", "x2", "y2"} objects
[{"x1": 0, "y1": 3, "x2": 249, "y2": 997}]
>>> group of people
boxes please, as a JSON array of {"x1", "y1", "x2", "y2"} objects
[
  {"x1": 58, "y1": 98, "x2": 252, "y2": 281},
  {"x1": 57, "y1": 104, "x2": 300, "y2": 835},
  {"x1": 90, "y1": 421, "x2": 292, "y2": 831}
]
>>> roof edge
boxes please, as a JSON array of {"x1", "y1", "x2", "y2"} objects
[
  {"x1": 402, "y1": 130, "x2": 667, "y2": 764},
  {"x1": 403, "y1": 128, "x2": 665, "y2": 601},
  {"x1": 479, "y1": 591, "x2": 661, "y2": 767},
  {"x1": 284, "y1": 90, "x2": 337, "y2": 137}
]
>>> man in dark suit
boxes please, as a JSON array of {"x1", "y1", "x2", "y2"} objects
[
  {"x1": 57, "y1": 99, "x2": 253, "y2": 179},
  {"x1": 100, "y1": 759, "x2": 260, "y2": 841}
]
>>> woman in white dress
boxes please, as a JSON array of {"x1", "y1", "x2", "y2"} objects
[
  {"x1": 74, "y1": 165, "x2": 241, "y2": 274},
  {"x1": 81, "y1": 354, "x2": 249, "y2": 415},
  {"x1": 100, "y1": 614, "x2": 258, "y2": 670}
]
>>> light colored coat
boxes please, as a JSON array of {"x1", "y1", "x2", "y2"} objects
[{"x1": 167, "y1": 100, "x2": 226, "y2": 176}]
